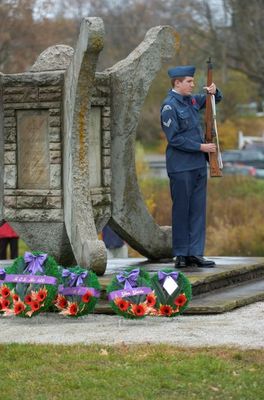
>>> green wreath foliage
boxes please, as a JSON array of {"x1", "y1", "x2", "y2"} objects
[
  {"x1": 0, "y1": 251, "x2": 60, "y2": 318},
  {"x1": 106, "y1": 267, "x2": 152, "y2": 319},
  {"x1": 54, "y1": 266, "x2": 101, "y2": 317},
  {"x1": 150, "y1": 269, "x2": 192, "y2": 317}
]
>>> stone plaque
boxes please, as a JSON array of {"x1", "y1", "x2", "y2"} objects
[
  {"x1": 88, "y1": 107, "x2": 101, "y2": 187},
  {"x1": 17, "y1": 110, "x2": 50, "y2": 189}
]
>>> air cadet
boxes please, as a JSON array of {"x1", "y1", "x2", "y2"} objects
[{"x1": 160, "y1": 65, "x2": 222, "y2": 268}]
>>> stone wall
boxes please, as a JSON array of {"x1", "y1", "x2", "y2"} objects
[
  {"x1": 2, "y1": 72, "x2": 64, "y2": 223},
  {"x1": 0, "y1": 48, "x2": 112, "y2": 272},
  {"x1": 1, "y1": 71, "x2": 111, "y2": 232},
  {"x1": 90, "y1": 72, "x2": 111, "y2": 232}
]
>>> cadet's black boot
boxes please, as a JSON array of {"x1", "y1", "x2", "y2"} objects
[
  {"x1": 186, "y1": 256, "x2": 215, "y2": 268},
  {"x1": 175, "y1": 256, "x2": 187, "y2": 268}
]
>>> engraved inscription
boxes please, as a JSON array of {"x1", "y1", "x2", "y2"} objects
[{"x1": 17, "y1": 110, "x2": 50, "y2": 189}]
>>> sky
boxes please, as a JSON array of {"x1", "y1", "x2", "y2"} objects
[
  {"x1": 33, "y1": 0, "x2": 123, "y2": 19},
  {"x1": 33, "y1": 0, "x2": 226, "y2": 22}
]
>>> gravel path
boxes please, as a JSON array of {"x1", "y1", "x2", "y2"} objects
[{"x1": 0, "y1": 302, "x2": 263, "y2": 348}]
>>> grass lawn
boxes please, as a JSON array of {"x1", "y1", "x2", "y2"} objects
[{"x1": 0, "y1": 344, "x2": 263, "y2": 399}]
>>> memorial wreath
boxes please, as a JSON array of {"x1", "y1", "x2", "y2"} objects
[
  {"x1": 54, "y1": 266, "x2": 101, "y2": 317},
  {"x1": 106, "y1": 267, "x2": 152, "y2": 319},
  {"x1": 0, "y1": 251, "x2": 59, "y2": 317},
  {"x1": 149, "y1": 269, "x2": 192, "y2": 317}
]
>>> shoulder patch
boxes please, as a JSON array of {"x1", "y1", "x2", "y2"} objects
[
  {"x1": 163, "y1": 118, "x2": 172, "y2": 127},
  {"x1": 162, "y1": 104, "x2": 172, "y2": 113}
]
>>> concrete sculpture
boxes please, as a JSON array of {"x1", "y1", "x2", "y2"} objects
[{"x1": 0, "y1": 18, "x2": 178, "y2": 274}]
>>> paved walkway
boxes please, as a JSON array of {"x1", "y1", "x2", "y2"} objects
[{"x1": 1, "y1": 301, "x2": 263, "y2": 348}]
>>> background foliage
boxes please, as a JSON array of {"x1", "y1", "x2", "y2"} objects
[
  {"x1": 1, "y1": 0, "x2": 264, "y2": 257},
  {"x1": 136, "y1": 145, "x2": 264, "y2": 257},
  {"x1": 1, "y1": 0, "x2": 264, "y2": 146}
]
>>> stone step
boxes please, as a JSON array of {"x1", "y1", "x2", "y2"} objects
[
  {"x1": 2, "y1": 257, "x2": 264, "y2": 296},
  {"x1": 95, "y1": 278, "x2": 264, "y2": 315},
  {"x1": 191, "y1": 262, "x2": 264, "y2": 296},
  {"x1": 95, "y1": 258, "x2": 264, "y2": 315},
  {"x1": 98, "y1": 257, "x2": 264, "y2": 297},
  {"x1": 186, "y1": 279, "x2": 264, "y2": 314}
]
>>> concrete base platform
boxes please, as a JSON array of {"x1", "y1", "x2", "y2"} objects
[
  {"x1": 96, "y1": 256, "x2": 264, "y2": 314},
  {"x1": 1, "y1": 257, "x2": 264, "y2": 315}
]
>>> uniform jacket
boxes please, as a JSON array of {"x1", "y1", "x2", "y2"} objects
[{"x1": 160, "y1": 89, "x2": 222, "y2": 173}]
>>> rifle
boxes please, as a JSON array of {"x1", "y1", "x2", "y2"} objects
[{"x1": 205, "y1": 57, "x2": 223, "y2": 177}]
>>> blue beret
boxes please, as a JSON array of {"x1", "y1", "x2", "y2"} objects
[{"x1": 168, "y1": 65, "x2": 196, "y2": 78}]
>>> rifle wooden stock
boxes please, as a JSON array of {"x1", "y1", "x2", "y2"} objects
[{"x1": 205, "y1": 58, "x2": 222, "y2": 177}]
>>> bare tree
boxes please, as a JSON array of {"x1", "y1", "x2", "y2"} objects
[
  {"x1": 0, "y1": 0, "x2": 77, "y2": 73},
  {"x1": 0, "y1": 0, "x2": 36, "y2": 72},
  {"x1": 223, "y1": 0, "x2": 264, "y2": 85}
]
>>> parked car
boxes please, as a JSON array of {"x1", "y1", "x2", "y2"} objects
[
  {"x1": 243, "y1": 142, "x2": 264, "y2": 153},
  {"x1": 223, "y1": 163, "x2": 257, "y2": 177},
  {"x1": 222, "y1": 163, "x2": 264, "y2": 179},
  {"x1": 222, "y1": 150, "x2": 264, "y2": 169},
  {"x1": 255, "y1": 169, "x2": 264, "y2": 179}
]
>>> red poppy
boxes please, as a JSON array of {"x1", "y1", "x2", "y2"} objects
[
  {"x1": 191, "y1": 97, "x2": 197, "y2": 105},
  {"x1": 174, "y1": 293, "x2": 187, "y2": 307},
  {"x1": 24, "y1": 294, "x2": 33, "y2": 305},
  {"x1": 2, "y1": 298, "x2": 10, "y2": 309},
  {"x1": 82, "y1": 290, "x2": 92, "y2": 303},
  {"x1": 131, "y1": 303, "x2": 147, "y2": 317},
  {"x1": 159, "y1": 304, "x2": 173, "y2": 316},
  {"x1": 56, "y1": 294, "x2": 68, "y2": 309},
  {"x1": 115, "y1": 298, "x2": 130, "y2": 312},
  {"x1": 30, "y1": 301, "x2": 40, "y2": 312},
  {"x1": 36, "y1": 288, "x2": 47, "y2": 302},
  {"x1": 1, "y1": 286, "x2": 10, "y2": 298},
  {"x1": 12, "y1": 294, "x2": 19, "y2": 302},
  {"x1": 14, "y1": 301, "x2": 25, "y2": 315},
  {"x1": 146, "y1": 293, "x2": 156, "y2": 307},
  {"x1": 69, "y1": 303, "x2": 78, "y2": 315}
]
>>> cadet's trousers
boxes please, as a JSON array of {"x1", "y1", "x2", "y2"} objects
[{"x1": 168, "y1": 166, "x2": 207, "y2": 256}]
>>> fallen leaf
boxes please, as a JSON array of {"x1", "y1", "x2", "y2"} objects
[
  {"x1": 210, "y1": 386, "x2": 220, "y2": 392},
  {"x1": 99, "y1": 348, "x2": 109, "y2": 356}
]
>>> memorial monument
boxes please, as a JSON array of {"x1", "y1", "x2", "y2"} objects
[{"x1": 0, "y1": 18, "x2": 179, "y2": 275}]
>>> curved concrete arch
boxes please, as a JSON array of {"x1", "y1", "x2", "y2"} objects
[
  {"x1": 107, "y1": 26, "x2": 179, "y2": 259},
  {"x1": 63, "y1": 18, "x2": 107, "y2": 274}
]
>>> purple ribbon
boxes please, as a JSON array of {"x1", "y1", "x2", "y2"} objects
[
  {"x1": 62, "y1": 269, "x2": 88, "y2": 287},
  {"x1": 1, "y1": 274, "x2": 57, "y2": 285},
  {"x1": 108, "y1": 286, "x2": 152, "y2": 301},
  {"x1": 24, "y1": 252, "x2": 48, "y2": 274},
  {"x1": 116, "y1": 268, "x2": 140, "y2": 290},
  {"x1": 58, "y1": 285, "x2": 100, "y2": 297},
  {"x1": 0, "y1": 268, "x2": 6, "y2": 281},
  {"x1": 158, "y1": 271, "x2": 179, "y2": 283}
]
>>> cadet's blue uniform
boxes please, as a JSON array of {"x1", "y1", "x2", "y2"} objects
[{"x1": 161, "y1": 88, "x2": 222, "y2": 256}]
